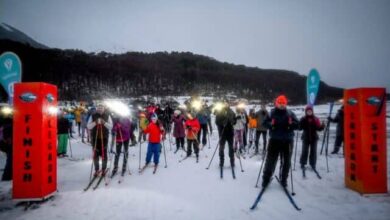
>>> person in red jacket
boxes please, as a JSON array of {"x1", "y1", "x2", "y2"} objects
[
  {"x1": 142, "y1": 113, "x2": 165, "y2": 168},
  {"x1": 185, "y1": 112, "x2": 201, "y2": 161}
]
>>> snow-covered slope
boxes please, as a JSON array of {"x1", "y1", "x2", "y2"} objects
[{"x1": 0, "y1": 103, "x2": 389, "y2": 220}]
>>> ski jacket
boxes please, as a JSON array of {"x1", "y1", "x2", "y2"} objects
[
  {"x1": 185, "y1": 118, "x2": 200, "y2": 140},
  {"x1": 112, "y1": 117, "x2": 132, "y2": 142},
  {"x1": 172, "y1": 115, "x2": 186, "y2": 138},
  {"x1": 255, "y1": 109, "x2": 269, "y2": 131},
  {"x1": 263, "y1": 108, "x2": 298, "y2": 141},
  {"x1": 299, "y1": 115, "x2": 324, "y2": 142},
  {"x1": 58, "y1": 116, "x2": 70, "y2": 135},
  {"x1": 87, "y1": 112, "x2": 113, "y2": 140},
  {"x1": 330, "y1": 108, "x2": 344, "y2": 137},
  {"x1": 233, "y1": 113, "x2": 247, "y2": 130},
  {"x1": 196, "y1": 110, "x2": 209, "y2": 125},
  {"x1": 144, "y1": 122, "x2": 164, "y2": 143},
  {"x1": 215, "y1": 107, "x2": 236, "y2": 137},
  {"x1": 248, "y1": 115, "x2": 257, "y2": 129}
]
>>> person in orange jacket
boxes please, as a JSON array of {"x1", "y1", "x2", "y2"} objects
[
  {"x1": 247, "y1": 108, "x2": 257, "y2": 149},
  {"x1": 142, "y1": 113, "x2": 165, "y2": 168},
  {"x1": 184, "y1": 112, "x2": 201, "y2": 161}
]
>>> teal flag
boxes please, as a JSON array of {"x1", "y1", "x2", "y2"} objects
[
  {"x1": 0, "y1": 52, "x2": 22, "y2": 105},
  {"x1": 306, "y1": 69, "x2": 320, "y2": 106}
]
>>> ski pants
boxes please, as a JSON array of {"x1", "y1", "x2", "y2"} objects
[
  {"x1": 248, "y1": 128, "x2": 256, "y2": 143},
  {"x1": 233, "y1": 129, "x2": 244, "y2": 151},
  {"x1": 197, "y1": 124, "x2": 208, "y2": 146},
  {"x1": 176, "y1": 137, "x2": 185, "y2": 150},
  {"x1": 255, "y1": 130, "x2": 267, "y2": 153},
  {"x1": 187, "y1": 139, "x2": 199, "y2": 157},
  {"x1": 114, "y1": 140, "x2": 130, "y2": 171},
  {"x1": 57, "y1": 134, "x2": 68, "y2": 155},
  {"x1": 93, "y1": 137, "x2": 108, "y2": 172},
  {"x1": 219, "y1": 135, "x2": 234, "y2": 167},
  {"x1": 300, "y1": 139, "x2": 317, "y2": 169},
  {"x1": 146, "y1": 142, "x2": 161, "y2": 165},
  {"x1": 262, "y1": 139, "x2": 293, "y2": 187},
  {"x1": 332, "y1": 135, "x2": 344, "y2": 154}
]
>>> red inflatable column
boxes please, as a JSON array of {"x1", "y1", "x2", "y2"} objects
[
  {"x1": 344, "y1": 88, "x2": 387, "y2": 194},
  {"x1": 12, "y1": 82, "x2": 57, "y2": 201}
]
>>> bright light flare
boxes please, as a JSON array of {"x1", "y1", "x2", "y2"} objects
[
  {"x1": 104, "y1": 100, "x2": 131, "y2": 117},
  {"x1": 1, "y1": 106, "x2": 13, "y2": 115},
  {"x1": 178, "y1": 104, "x2": 187, "y2": 110},
  {"x1": 191, "y1": 100, "x2": 202, "y2": 111},
  {"x1": 213, "y1": 102, "x2": 225, "y2": 112},
  {"x1": 48, "y1": 106, "x2": 58, "y2": 115},
  {"x1": 237, "y1": 103, "x2": 246, "y2": 109}
]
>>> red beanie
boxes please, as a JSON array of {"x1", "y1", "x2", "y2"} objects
[{"x1": 275, "y1": 95, "x2": 288, "y2": 106}]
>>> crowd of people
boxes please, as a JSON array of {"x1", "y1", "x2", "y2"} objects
[{"x1": 0, "y1": 96, "x2": 345, "y2": 190}]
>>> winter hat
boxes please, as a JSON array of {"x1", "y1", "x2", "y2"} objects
[
  {"x1": 275, "y1": 95, "x2": 288, "y2": 106},
  {"x1": 174, "y1": 110, "x2": 181, "y2": 115},
  {"x1": 151, "y1": 113, "x2": 158, "y2": 120},
  {"x1": 305, "y1": 105, "x2": 314, "y2": 114}
]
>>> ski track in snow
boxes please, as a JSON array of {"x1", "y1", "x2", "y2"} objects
[{"x1": 0, "y1": 103, "x2": 390, "y2": 220}]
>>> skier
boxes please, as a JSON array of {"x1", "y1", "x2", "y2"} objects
[
  {"x1": 247, "y1": 109, "x2": 257, "y2": 149},
  {"x1": 261, "y1": 95, "x2": 298, "y2": 188},
  {"x1": 87, "y1": 104, "x2": 113, "y2": 176},
  {"x1": 233, "y1": 107, "x2": 246, "y2": 154},
  {"x1": 138, "y1": 112, "x2": 148, "y2": 143},
  {"x1": 141, "y1": 113, "x2": 165, "y2": 171},
  {"x1": 80, "y1": 110, "x2": 89, "y2": 143},
  {"x1": 57, "y1": 111, "x2": 70, "y2": 157},
  {"x1": 171, "y1": 109, "x2": 186, "y2": 153},
  {"x1": 184, "y1": 112, "x2": 201, "y2": 161},
  {"x1": 163, "y1": 103, "x2": 174, "y2": 132},
  {"x1": 111, "y1": 115, "x2": 132, "y2": 176},
  {"x1": 0, "y1": 115, "x2": 13, "y2": 181},
  {"x1": 298, "y1": 105, "x2": 325, "y2": 171},
  {"x1": 73, "y1": 105, "x2": 84, "y2": 136},
  {"x1": 215, "y1": 101, "x2": 236, "y2": 168},
  {"x1": 328, "y1": 105, "x2": 344, "y2": 154},
  {"x1": 196, "y1": 106, "x2": 209, "y2": 147},
  {"x1": 204, "y1": 101, "x2": 213, "y2": 134},
  {"x1": 255, "y1": 104, "x2": 269, "y2": 155}
]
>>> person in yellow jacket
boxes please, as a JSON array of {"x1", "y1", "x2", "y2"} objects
[
  {"x1": 247, "y1": 108, "x2": 257, "y2": 149},
  {"x1": 138, "y1": 112, "x2": 149, "y2": 143},
  {"x1": 73, "y1": 106, "x2": 85, "y2": 136}
]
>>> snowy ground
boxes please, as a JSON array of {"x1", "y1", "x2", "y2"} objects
[{"x1": 0, "y1": 103, "x2": 390, "y2": 220}]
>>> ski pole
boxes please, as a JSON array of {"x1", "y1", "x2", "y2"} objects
[
  {"x1": 325, "y1": 126, "x2": 330, "y2": 173},
  {"x1": 206, "y1": 125, "x2": 225, "y2": 169},
  {"x1": 68, "y1": 133, "x2": 73, "y2": 158},
  {"x1": 138, "y1": 136, "x2": 142, "y2": 170},
  {"x1": 236, "y1": 151, "x2": 244, "y2": 172},
  {"x1": 293, "y1": 131, "x2": 299, "y2": 170},
  {"x1": 290, "y1": 141, "x2": 296, "y2": 196},
  {"x1": 89, "y1": 124, "x2": 99, "y2": 181},
  {"x1": 255, "y1": 145, "x2": 268, "y2": 188},
  {"x1": 162, "y1": 138, "x2": 168, "y2": 168}
]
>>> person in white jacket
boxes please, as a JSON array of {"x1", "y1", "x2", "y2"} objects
[
  {"x1": 87, "y1": 104, "x2": 113, "y2": 176},
  {"x1": 233, "y1": 107, "x2": 247, "y2": 154}
]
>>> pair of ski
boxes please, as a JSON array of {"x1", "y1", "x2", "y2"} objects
[
  {"x1": 302, "y1": 167, "x2": 322, "y2": 179},
  {"x1": 250, "y1": 176, "x2": 301, "y2": 211},
  {"x1": 139, "y1": 164, "x2": 158, "y2": 174},
  {"x1": 83, "y1": 169, "x2": 108, "y2": 191},
  {"x1": 108, "y1": 170, "x2": 130, "y2": 184},
  {"x1": 179, "y1": 155, "x2": 199, "y2": 163},
  {"x1": 220, "y1": 166, "x2": 236, "y2": 179}
]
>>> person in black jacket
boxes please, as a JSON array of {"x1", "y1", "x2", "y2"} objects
[
  {"x1": 57, "y1": 111, "x2": 71, "y2": 157},
  {"x1": 328, "y1": 105, "x2": 344, "y2": 154},
  {"x1": 298, "y1": 105, "x2": 324, "y2": 170},
  {"x1": 215, "y1": 101, "x2": 236, "y2": 168},
  {"x1": 0, "y1": 116, "x2": 13, "y2": 181},
  {"x1": 261, "y1": 95, "x2": 299, "y2": 188}
]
